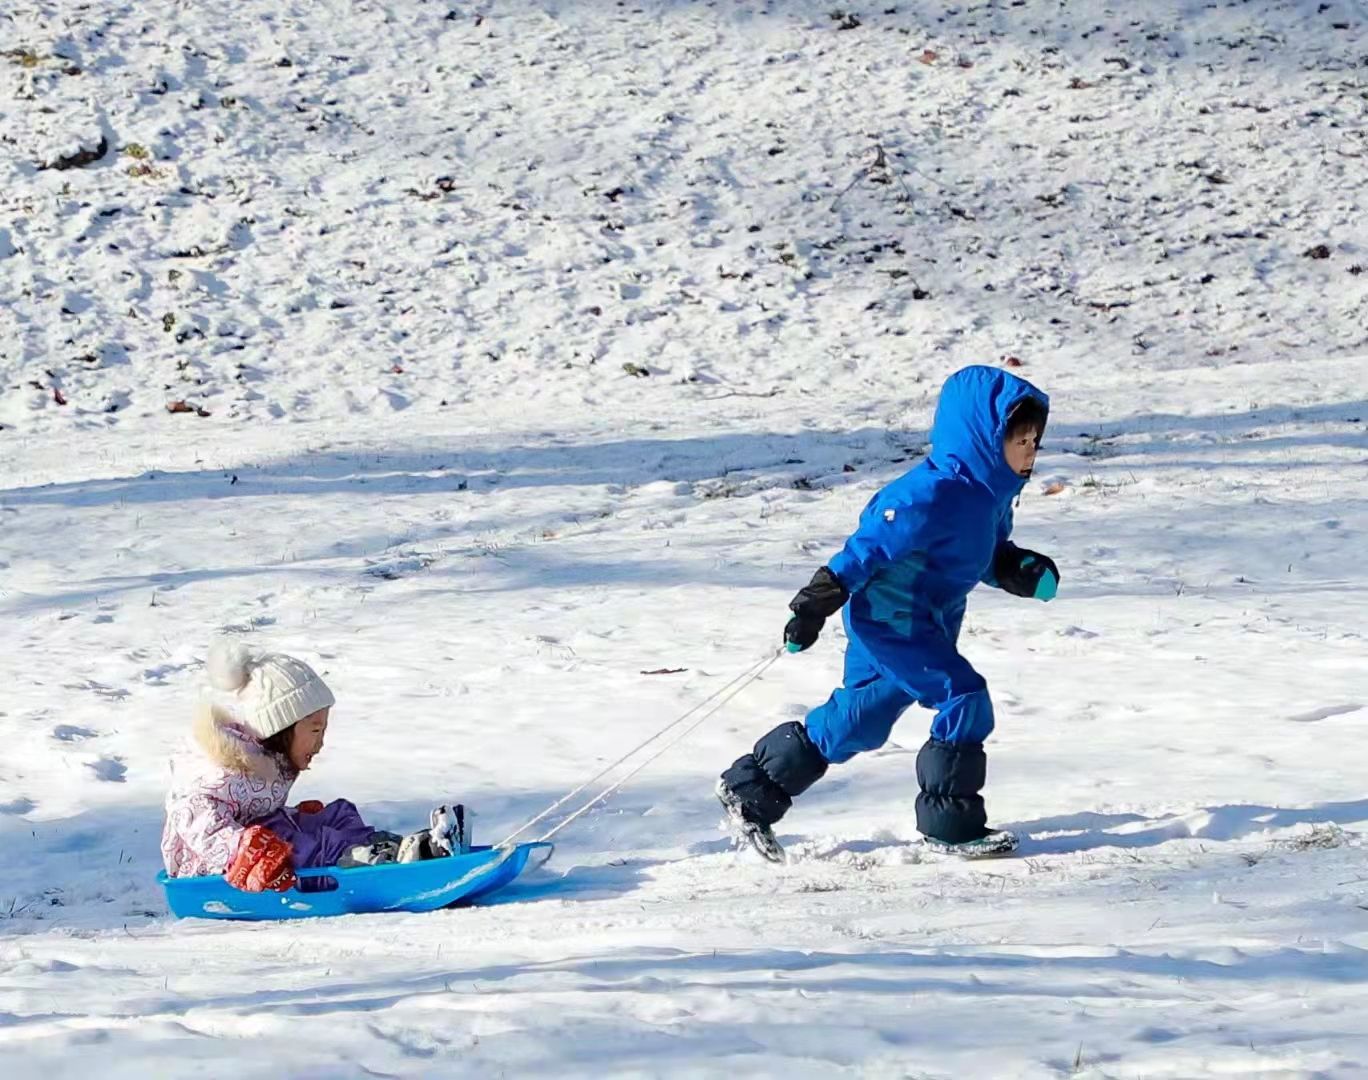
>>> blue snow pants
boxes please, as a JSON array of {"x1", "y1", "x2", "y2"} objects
[
  {"x1": 804, "y1": 630, "x2": 994, "y2": 761},
  {"x1": 720, "y1": 622, "x2": 995, "y2": 844}
]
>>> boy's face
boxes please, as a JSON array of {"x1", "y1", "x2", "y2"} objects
[
  {"x1": 1004, "y1": 426, "x2": 1041, "y2": 478},
  {"x1": 286, "y1": 708, "x2": 330, "y2": 771}
]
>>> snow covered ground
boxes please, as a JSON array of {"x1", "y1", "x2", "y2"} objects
[{"x1": 3, "y1": 0, "x2": 1368, "y2": 1075}]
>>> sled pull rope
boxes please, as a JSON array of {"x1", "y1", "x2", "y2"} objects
[
  {"x1": 497, "y1": 649, "x2": 782, "y2": 847},
  {"x1": 535, "y1": 649, "x2": 782, "y2": 844}
]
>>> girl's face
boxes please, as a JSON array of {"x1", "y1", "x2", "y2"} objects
[{"x1": 286, "y1": 708, "x2": 330, "y2": 771}]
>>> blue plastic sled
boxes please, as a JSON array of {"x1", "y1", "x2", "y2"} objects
[{"x1": 158, "y1": 842, "x2": 553, "y2": 921}]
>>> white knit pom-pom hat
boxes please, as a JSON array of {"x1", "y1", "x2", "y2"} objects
[{"x1": 206, "y1": 638, "x2": 336, "y2": 739}]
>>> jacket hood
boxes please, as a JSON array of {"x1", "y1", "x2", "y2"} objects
[
  {"x1": 928, "y1": 365, "x2": 1049, "y2": 501},
  {"x1": 192, "y1": 701, "x2": 297, "y2": 781}
]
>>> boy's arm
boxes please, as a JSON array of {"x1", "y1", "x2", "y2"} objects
[
  {"x1": 979, "y1": 504, "x2": 1017, "y2": 589},
  {"x1": 786, "y1": 503, "x2": 931, "y2": 652},
  {"x1": 826, "y1": 532, "x2": 887, "y2": 597},
  {"x1": 983, "y1": 506, "x2": 1061, "y2": 601},
  {"x1": 784, "y1": 566, "x2": 849, "y2": 652},
  {"x1": 827, "y1": 500, "x2": 933, "y2": 594}
]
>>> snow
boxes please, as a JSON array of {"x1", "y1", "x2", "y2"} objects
[{"x1": 2, "y1": 0, "x2": 1368, "y2": 1075}]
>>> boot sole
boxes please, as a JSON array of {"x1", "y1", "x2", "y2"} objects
[
  {"x1": 922, "y1": 834, "x2": 1020, "y2": 859},
  {"x1": 715, "y1": 781, "x2": 787, "y2": 864}
]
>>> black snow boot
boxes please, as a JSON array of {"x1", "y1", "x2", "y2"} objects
[
  {"x1": 720, "y1": 721, "x2": 829, "y2": 827},
  {"x1": 718, "y1": 721, "x2": 829, "y2": 862},
  {"x1": 914, "y1": 738, "x2": 989, "y2": 845}
]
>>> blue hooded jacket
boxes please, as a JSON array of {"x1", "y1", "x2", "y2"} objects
[{"x1": 826, "y1": 366, "x2": 1049, "y2": 694}]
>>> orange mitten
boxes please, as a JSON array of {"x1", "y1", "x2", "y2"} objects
[
  {"x1": 226, "y1": 825, "x2": 297, "y2": 893},
  {"x1": 295, "y1": 800, "x2": 325, "y2": 815}
]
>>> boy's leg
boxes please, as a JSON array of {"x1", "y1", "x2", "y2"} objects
[
  {"x1": 903, "y1": 646, "x2": 997, "y2": 844},
  {"x1": 720, "y1": 643, "x2": 915, "y2": 828},
  {"x1": 914, "y1": 738, "x2": 989, "y2": 844},
  {"x1": 719, "y1": 721, "x2": 827, "y2": 829},
  {"x1": 804, "y1": 659, "x2": 918, "y2": 764}
]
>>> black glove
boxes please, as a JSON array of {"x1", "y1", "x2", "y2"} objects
[
  {"x1": 993, "y1": 545, "x2": 1060, "y2": 601},
  {"x1": 783, "y1": 567, "x2": 850, "y2": 652}
]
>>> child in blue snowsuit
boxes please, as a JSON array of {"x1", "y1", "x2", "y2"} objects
[{"x1": 719, "y1": 365, "x2": 1059, "y2": 854}]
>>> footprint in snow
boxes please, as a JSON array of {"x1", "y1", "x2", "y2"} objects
[
  {"x1": 365, "y1": 552, "x2": 435, "y2": 580},
  {"x1": 1288, "y1": 704, "x2": 1363, "y2": 723},
  {"x1": 86, "y1": 757, "x2": 127, "y2": 783},
  {"x1": 0, "y1": 797, "x2": 37, "y2": 815},
  {"x1": 52, "y1": 725, "x2": 99, "y2": 742},
  {"x1": 62, "y1": 680, "x2": 130, "y2": 701},
  {"x1": 142, "y1": 661, "x2": 194, "y2": 685}
]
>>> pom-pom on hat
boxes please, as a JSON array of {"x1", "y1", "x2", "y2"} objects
[{"x1": 206, "y1": 638, "x2": 335, "y2": 740}]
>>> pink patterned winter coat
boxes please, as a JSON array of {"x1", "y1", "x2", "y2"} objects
[{"x1": 161, "y1": 705, "x2": 299, "y2": 878}]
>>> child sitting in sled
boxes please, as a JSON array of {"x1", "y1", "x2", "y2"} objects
[{"x1": 161, "y1": 638, "x2": 464, "y2": 892}]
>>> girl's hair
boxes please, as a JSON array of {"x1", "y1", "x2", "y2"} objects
[
  {"x1": 1006, "y1": 396, "x2": 1048, "y2": 441},
  {"x1": 260, "y1": 725, "x2": 295, "y2": 758}
]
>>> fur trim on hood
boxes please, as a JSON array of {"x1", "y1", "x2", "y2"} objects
[{"x1": 192, "y1": 701, "x2": 295, "y2": 780}]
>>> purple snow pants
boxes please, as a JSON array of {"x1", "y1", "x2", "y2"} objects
[{"x1": 255, "y1": 799, "x2": 377, "y2": 869}]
